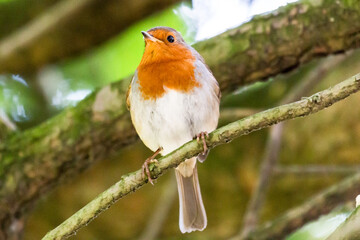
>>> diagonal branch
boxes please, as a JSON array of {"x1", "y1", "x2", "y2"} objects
[
  {"x1": 238, "y1": 54, "x2": 347, "y2": 238},
  {"x1": 2, "y1": 0, "x2": 360, "y2": 235},
  {"x1": 42, "y1": 73, "x2": 360, "y2": 240},
  {"x1": 195, "y1": 0, "x2": 360, "y2": 92},
  {"x1": 0, "y1": 0, "x2": 183, "y2": 74}
]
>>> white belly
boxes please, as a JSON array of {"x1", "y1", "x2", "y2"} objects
[{"x1": 129, "y1": 60, "x2": 220, "y2": 155}]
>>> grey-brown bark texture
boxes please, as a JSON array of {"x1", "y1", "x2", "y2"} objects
[
  {"x1": 1, "y1": 0, "x2": 360, "y2": 238},
  {"x1": 0, "y1": 0, "x2": 183, "y2": 74}
]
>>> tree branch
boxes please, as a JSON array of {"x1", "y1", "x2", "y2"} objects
[
  {"x1": 0, "y1": 0, "x2": 183, "y2": 74},
  {"x1": 242, "y1": 173, "x2": 360, "y2": 240},
  {"x1": 1, "y1": 0, "x2": 360, "y2": 236},
  {"x1": 42, "y1": 72, "x2": 360, "y2": 239},
  {"x1": 238, "y1": 54, "x2": 347, "y2": 237},
  {"x1": 195, "y1": 0, "x2": 360, "y2": 92}
]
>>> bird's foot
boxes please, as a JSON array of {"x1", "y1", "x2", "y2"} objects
[
  {"x1": 142, "y1": 147, "x2": 162, "y2": 185},
  {"x1": 196, "y1": 132, "x2": 209, "y2": 162}
]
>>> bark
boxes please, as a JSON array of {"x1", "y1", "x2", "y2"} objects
[
  {"x1": 241, "y1": 173, "x2": 360, "y2": 240},
  {"x1": 0, "y1": 0, "x2": 183, "y2": 74},
  {"x1": 42, "y1": 73, "x2": 360, "y2": 239},
  {"x1": 194, "y1": 0, "x2": 360, "y2": 93},
  {"x1": 0, "y1": 79, "x2": 137, "y2": 236},
  {"x1": 0, "y1": 0, "x2": 360, "y2": 237}
]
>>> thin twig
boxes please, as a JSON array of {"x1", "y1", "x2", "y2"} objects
[
  {"x1": 138, "y1": 175, "x2": 177, "y2": 240},
  {"x1": 238, "y1": 55, "x2": 347, "y2": 238},
  {"x1": 274, "y1": 165, "x2": 360, "y2": 175},
  {"x1": 42, "y1": 72, "x2": 360, "y2": 240}
]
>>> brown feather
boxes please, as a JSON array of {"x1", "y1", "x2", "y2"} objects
[{"x1": 175, "y1": 161, "x2": 207, "y2": 233}]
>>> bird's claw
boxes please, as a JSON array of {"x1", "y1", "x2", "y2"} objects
[
  {"x1": 142, "y1": 158, "x2": 158, "y2": 185},
  {"x1": 142, "y1": 147, "x2": 162, "y2": 185},
  {"x1": 196, "y1": 131, "x2": 209, "y2": 156}
]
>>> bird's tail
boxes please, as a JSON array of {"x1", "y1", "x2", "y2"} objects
[{"x1": 175, "y1": 157, "x2": 207, "y2": 233}]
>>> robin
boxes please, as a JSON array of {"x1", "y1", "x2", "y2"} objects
[{"x1": 126, "y1": 26, "x2": 220, "y2": 233}]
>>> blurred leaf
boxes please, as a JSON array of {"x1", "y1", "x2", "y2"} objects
[
  {"x1": 286, "y1": 209, "x2": 351, "y2": 240},
  {"x1": 0, "y1": 74, "x2": 46, "y2": 128}
]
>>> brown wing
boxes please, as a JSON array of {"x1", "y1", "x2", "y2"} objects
[
  {"x1": 191, "y1": 46, "x2": 221, "y2": 101},
  {"x1": 126, "y1": 73, "x2": 138, "y2": 110}
]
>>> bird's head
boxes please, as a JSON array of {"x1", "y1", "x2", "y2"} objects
[{"x1": 139, "y1": 27, "x2": 195, "y2": 65}]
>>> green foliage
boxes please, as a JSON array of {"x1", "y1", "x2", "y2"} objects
[
  {"x1": 0, "y1": 75, "x2": 46, "y2": 128},
  {"x1": 61, "y1": 4, "x2": 190, "y2": 88}
]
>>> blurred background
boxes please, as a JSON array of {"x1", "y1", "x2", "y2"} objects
[{"x1": 1, "y1": 0, "x2": 360, "y2": 239}]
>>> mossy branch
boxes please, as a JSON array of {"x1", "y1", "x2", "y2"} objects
[
  {"x1": 2, "y1": 0, "x2": 360, "y2": 236},
  {"x1": 43, "y1": 73, "x2": 360, "y2": 240}
]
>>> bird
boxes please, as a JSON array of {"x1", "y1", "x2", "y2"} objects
[{"x1": 126, "y1": 26, "x2": 220, "y2": 233}]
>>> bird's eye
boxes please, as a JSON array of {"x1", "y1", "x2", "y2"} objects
[{"x1": 167, "y1": 35, "x2": 175, "y2": 43}]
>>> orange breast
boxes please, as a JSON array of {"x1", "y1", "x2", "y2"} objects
[{"x1": 137, "y1": 42, "x2": 200, "y2": 100}]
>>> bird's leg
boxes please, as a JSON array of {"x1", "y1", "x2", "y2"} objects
[
  {"x1": 142, "y1": 147, "x2": 162, "y2": 185},
  {"x1": 196, "y1": 132, "x2": 209, "y2": 163}
]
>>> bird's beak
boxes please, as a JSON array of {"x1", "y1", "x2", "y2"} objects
[{"x1": 141, "y1": 31, "x2": 160, "y2": 42}]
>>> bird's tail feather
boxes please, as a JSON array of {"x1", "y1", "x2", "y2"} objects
[{"x1": 175, "y1": 160, "x2": 207, "y2": 233}]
